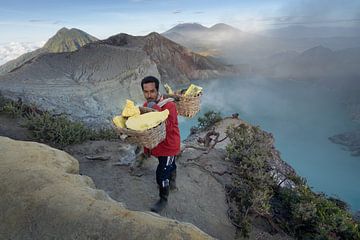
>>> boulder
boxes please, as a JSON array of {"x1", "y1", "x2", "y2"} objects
[{"x1": 0, "y1": 136, "x2": 212, "y2": 239}]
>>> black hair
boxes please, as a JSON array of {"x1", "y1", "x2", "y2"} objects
[{"x1": 141, "y1": 76, "x2": 159, "y2": 91}]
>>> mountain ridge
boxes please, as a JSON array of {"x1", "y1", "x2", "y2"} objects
[
  {"x1": 0, "y1": 27, "x2": 98, "y2": 75},
  {"x1": 0, "y1": 29, "x2": 236, "y2": 127},
  {"x1": 99, "y1": 31, "x2": 233, "y2": 84}
]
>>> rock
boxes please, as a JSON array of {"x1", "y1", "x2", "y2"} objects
[
  {"x1": 329, "y1": 130, "x2": 360, "y2": 156},
  {"x1": 0, "y1": 44, "x2": 159, "y2": 127},
  {"x1": 66, "y1": 139, "x2": 237, "y2": 240},
  {"x1": 353, "y1": 211, "x2": 360, "y2": 222},
  {"x1": 0, "y1": 136, "x2": 212, "y2": 239},
  {"x1": 184, "y1": 117, "x2": 297, "y2": 188},
  {"x1": 0, "y1": 31, "x2": 236, "y2": 128},
  {"x1": 100, "y1": 32, "x2": 235, "y2": 85}
]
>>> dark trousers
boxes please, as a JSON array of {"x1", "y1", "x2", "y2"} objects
[{"x1": 156, "y1": 156, "x2": 177, "y2": 188}]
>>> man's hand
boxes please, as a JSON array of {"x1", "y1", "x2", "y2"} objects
[
  {"x1": 143, "y1": 151, "x2": 151, "y2": 158},
  {"x1": 147, "y1": 101, "x2": 157, "y2": 109}
]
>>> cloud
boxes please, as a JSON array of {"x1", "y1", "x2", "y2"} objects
[
  {"x1": 29, "y1": 19, "x2": 48, "y2": 23},
  {"x1": 52, "y1": 20, "x2": 64, "y2": 25},
  {"x1": 0, "y1": 41, "x2": 45, "y2": 65},
  {"x1": 29, "y1": 19, "x2": 64, "y2": 25},
  {"x1": 276, "y1": 0, "x2": 360, "y2": 26},
  {"x1": 173, "y1": 10, "x2": 181, "y2": 14},
  {"x1": 258, "y1": 15, "x2": 360, "y2": 26}
]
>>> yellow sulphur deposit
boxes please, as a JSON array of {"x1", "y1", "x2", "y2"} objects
[
  {"x1": 112, "y1": 116, "x2": 127, "y2": 128},
  {"x1": 126, "y1": 109, "x2": 169, "y2": 131},
  {"x1": 184, "y1": 84, "x2": 203, "y2": 97},
  {"x1": 122, "y1": 99, "x2": 140, "y2": 117}
]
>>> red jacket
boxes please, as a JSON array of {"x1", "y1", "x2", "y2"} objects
[{"x1": 143, "y1": 100, "x2": 181, "y2": 157}]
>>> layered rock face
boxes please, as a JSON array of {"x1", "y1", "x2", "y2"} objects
[
  {"x1": 0, "y1": 44, "x2": 159, "y2": 127},
  {"x1": 100, "y1": 32, "x2": 232, "y2": 85},
  {"x1": 0, "y1": 30, "x2": 234, "y2": 127},
  {"x1": 0, "y1": 136, "x2": 212, "y2": 240}
]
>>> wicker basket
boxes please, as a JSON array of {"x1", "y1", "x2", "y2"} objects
[
  {"x1": 113, "y1": 107, "x2": 166, "y2": 149},
  {"x1": 173, "y1": 93, "x2": 201, "y2": 118}
]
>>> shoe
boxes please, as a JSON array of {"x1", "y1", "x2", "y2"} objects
[
  {"x1": 169, "y1": 170, "x2": 178, "y2": 191},
  {"x1": 151, "y1": 186, "x2": 169, "y2": 213},
  {"x1": 150, "y1": 198, "x2": 168, "y2": 213}
]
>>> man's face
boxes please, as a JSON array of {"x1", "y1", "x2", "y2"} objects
[{"x1": 143, "y1": 82, "x2": 158, "y2": 102}]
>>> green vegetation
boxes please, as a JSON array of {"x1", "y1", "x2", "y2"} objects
[
  {"x1": 197, "y1": 110, "x2": 222, "y2": 130},
  {"x1": 0, "y1": 94, "x2": 118, "y2": 148},
  {"x1": 273, "y1": 177, "x2": 360, "y2": 240},
  {"x1": 226, "y1": 123, "x2": 275, "y2": 238},
  {"x1": 43, "y1": 27, "x2": 98, "y2": 53},
  {"x1": 0, "y1": 96, "x2": 24, "y2": 118},
  {"x1": 225, "y1": 123, "x2": 360, "y2": 239}
]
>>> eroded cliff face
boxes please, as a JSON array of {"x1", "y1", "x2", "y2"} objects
[
  {"x1": 100, "y1": 32, "x2": 233, "y2": 85},
  {"x1": 0, "y1": 136, "x2": 212, "y2": 240},
  {"x1": 0, "y1": 31, "x2": 236, "y2": 128},
  {"x1": 0, "y1": 44, "x2": 160, "y2": 127}
]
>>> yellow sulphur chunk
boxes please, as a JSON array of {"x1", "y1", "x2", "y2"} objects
[
  {"x1": 184, "y1": 84, "x2": 203, "y2": 97},
  {"x1": 126, "y1": 109, "x2": 169, "y2": 131},
  {"x1": 112, "y1": 115, "x2": 127, "y2": 128},
  {"x1": 122, "y1": 99, "x2": 140, "y2": 117},
  {"x1": 164, "y1": 83, "x2": 174, "y2": 94}
]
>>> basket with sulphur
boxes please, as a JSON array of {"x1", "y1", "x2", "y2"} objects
[
  {"x1": 164, "y1": 83, "x2": 203, "y2": 118},
  {"x1": 112, "y1": 99, "x2": 169, "y2": 149}
]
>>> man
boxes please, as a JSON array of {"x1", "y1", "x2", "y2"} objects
[{"x1": 141, "y1": 76, "x2": 181, "y2": 213}]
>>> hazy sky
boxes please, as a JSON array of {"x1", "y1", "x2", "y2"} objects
[{"x1": 1, "y1": 0, "x2": 360, "y2": 43}]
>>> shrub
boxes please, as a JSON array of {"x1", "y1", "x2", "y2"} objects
[
  {"x1": 2, "y1": 102, "x2": 23, "y2": 117},
  {"x1": 0, "y1": 93, "x2": 7, "y2": 110},
  {"x1": 226, "y1": 123, "x2": 275, "y2": 237},
  {"x1": 0, "y1": 97, "x2": 26, "y2": 118},
  {"x1": 274, "y1": 181, "x2": 360, "y2": 239},
  {"x1": 89, "y1": 127, "x2": 118, "y2": 141},
  {"x1": 22, "y1": 112, "x2": 91, "y2": 148},
  {"x1": 0, "y1": 95, "x2": 119, "y2": 147},
  {"x1": 196, "y1": 110, "x2": 222, "y2": 131},
  {"x1": 225, "y1": 123, "x2": 360, "y2": 239}
]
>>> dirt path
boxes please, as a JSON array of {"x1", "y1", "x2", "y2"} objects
[
  {"x1": 65, "y1": 140, "x2": 236, "y2": 240},
  {"x1": 1, "y1": 114, "x2": 292, "y2": 239}
]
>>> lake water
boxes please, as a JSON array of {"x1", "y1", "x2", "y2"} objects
[{"x1": 178, "y1": 77, "x2": 360, "y2": 211}]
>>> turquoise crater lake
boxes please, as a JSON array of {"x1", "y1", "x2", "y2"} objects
[{"x1": 178, "y1": 77, "x2": 360, "y2": 211}]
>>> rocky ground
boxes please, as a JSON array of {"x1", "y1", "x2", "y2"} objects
[{"x1": 0, "y1": 113, "x2": 293, "y2": 239}]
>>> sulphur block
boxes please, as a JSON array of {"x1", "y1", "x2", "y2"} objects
[
  {"x1": 122, "y1": 99, "x2": 140, "y2": 117},
  {"x1": 184, "y1": 84, "x2": 203, "y2": 97},
  {"x1": 126, "y1": 110, "x2": 169, "y2": 131},
  {"x1": 112, "y1": 116, "x2": 127, "y2": 128}
]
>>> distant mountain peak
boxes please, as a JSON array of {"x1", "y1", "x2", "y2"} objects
[
  {"x1": 99, "y1": 31, "x2": 230, "y2": 84},
  {"x1": 300, "y1": 45, "x2": 335, "y2": 61},
  {"x1": 104, "y1": 31, "x2": 172, "y2": 46},
  {"x1": 57, "y1": 27, "x2": 70, "y2": 33},
  {"x1": 165, "y1": 23, "x2": 208, "y2": 33},
  {"x1": 0, "y1": 27, "x2": 99, "y2": 75},
  {"x1": 43, "y1": 27, "x2": 98, "y2": 53},
  {"x1": 146, "y1": 32, "x2": 161, "y2": 38},
  {"x1": 176, "y1": 22, "x2": 207, "y2": 28},
  {"x1": 303, "y1": 45, "x2": 333, "y2": 54},
  {"x1": 210, "y1": 23, "x2": 240, "y2": 32}
]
